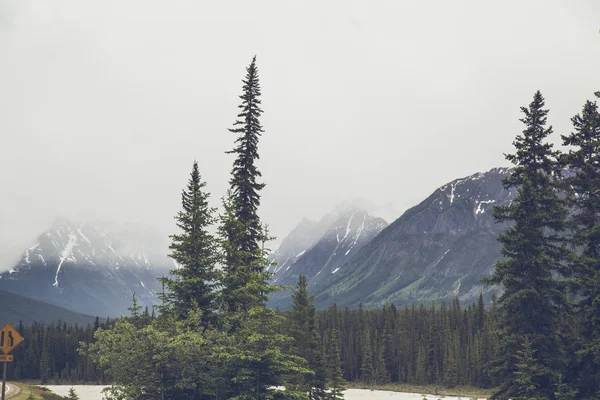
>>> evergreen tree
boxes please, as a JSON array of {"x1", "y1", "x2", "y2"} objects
[
  {"x1": 226, "y1": 55, "x2": 265, "y2": 266},
  {"x1": 554, "y1": 373, "x2": 578, "y2": 400},
  {"x1": 374, "y1": 344, "x2": 389, "y2": 385},
  {"x1": 561, "y1": 91, "x2": 600, "y2": 398},
  {"x1": 40, "y1": 334, "x2": 51, "y2": 384},
  {"x1": 160, "y1": 161, "x2": 219, "y2": 325},
  {"x1": 290, "y1": 275, "x2": 327, "y2": 399},
  {"x1": 67, "y1": 386, "x2": 80, "y2": 400},
  {"x1": 360, "y1": 329, "x2": 374, "y2": 385},
  {"x1": 221, "y1": 56, "x2": 270, "y2": 314},
  {"x1": 224, "y1": 306, "x2": 311, "y2": 400},
  {"x1": 325, "y1": 328, "x2": 345, "y2": 400},
  {"x1": 486, "y1": 91, "x2": 569, "y2": 399},
  {"x1": 512, "y1": 338, "x2": 547, "y2": 400}
]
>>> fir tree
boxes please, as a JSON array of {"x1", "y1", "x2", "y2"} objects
[
  {"x1": 561, "y1": 91, "x2": 600, "y2": 398},
  {"x1": 360, "y1": 329, "x2": 374, "y2": 385},
  {"x1": 226, "y1": 55, "x2": 265, "y2": 267},
  {"x1": 374, "y1": 344, "x2": 389, "y2": 385},
  {"x1": 512, "y1": 338, "x2": 547, "y2": 400},
  {"x1": 325, "y1": 328, "x2": 346, "y2": 400},
  {"x1": 160, "y1": 161, "x2": 219, "y2": 325},
  {"x1": 224, "y1": 306, "x2": 311, "y2": 400},
  {"x1": 67, "y1": 386, "x2": 80, "y2": 400},
  {"x1": 554, "y1": 373, "x2": 578, "y2": 400},
  {"x1": 486, "y1": 91, "x2": 569, "y2": 399},
  {"x1": 290, "y1": 275, "x2": 327, "y2": 399},
  {"x1": 221, "y1": 56, "x2": 271, "y2": 314}
]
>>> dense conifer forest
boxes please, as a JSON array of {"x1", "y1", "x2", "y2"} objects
[{"x1": 6, "y1": 296, "x2": 499, "y2": 390}]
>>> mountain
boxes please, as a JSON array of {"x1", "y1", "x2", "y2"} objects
[
  {"x1": 313, "y1": 167, "x2": 513, "y2": 308},
  {"x1": 269, "y1": 207, "x2": 388, "y2": 307},
  {"x1": 268, "y1": 218, "x2": 325, "y2": 277},
  {"x1": 0, "y1": 290, "x2": 96, "y2": 326},
  {"x1": 0, "y1": 218, "x2": 172, "y2": 317}
]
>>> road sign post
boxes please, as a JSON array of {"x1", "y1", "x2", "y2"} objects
[
  {"x1": 1, "y1": 361, "x2": 5, "y2": 400},
  {"x1": 0, "y1": 324, "x2": 24, "y2": 400}
]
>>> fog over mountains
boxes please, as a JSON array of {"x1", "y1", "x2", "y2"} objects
[
  {"x1": 0, "y1": 218, "x2": 171, "y2": 317},
  {"x1": 0, "y1": 166, "x2": 516, "y2": 318},
  {"x1": 270, "y1": 167, "x2": 513, "y2": 308}
]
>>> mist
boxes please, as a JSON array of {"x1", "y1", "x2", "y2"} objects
[{"x1": 1, "y1": 0, "x2": 599, "y2": 270}]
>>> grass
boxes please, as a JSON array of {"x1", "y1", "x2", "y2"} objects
[
  {"x1": 6, "y1": 383, "x2": 66, "y2": 400},
  {"x1": 346, "y1": 382, "x2": 495, "y2": 398}
]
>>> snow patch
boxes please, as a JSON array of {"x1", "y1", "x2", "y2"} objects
[
  {"x1": 77, "y1": 225, "x2": 92, "y2": 245},
  {"x1": 53, "y1": 233, "x2": 77, "y2": 288},
  {"x1": 474, "y1": 200, "x2": 496, "y2": 216}
]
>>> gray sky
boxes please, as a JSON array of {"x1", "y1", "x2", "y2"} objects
[{"x1": 1, "y1": 0, "x2": 599, "y2": 269}]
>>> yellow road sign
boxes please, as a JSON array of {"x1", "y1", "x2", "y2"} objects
[
  {"x1": 0, "y1": 324, "x2": 23, "y2": 355},
  {"x1": 0, "y1": 355, "x2": 12, "y2": 363}
]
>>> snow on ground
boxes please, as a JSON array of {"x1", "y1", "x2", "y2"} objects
[{"x1": 43, "y1": 386, "x2": 485, "y2": 400}]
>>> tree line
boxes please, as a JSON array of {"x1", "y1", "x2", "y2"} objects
[
  {"x1": 6, "y1": 293, "x2": 500, "y2": 392},
  {"x1": 6, "y1": 317, "x2": 110, "y2": 384},
  {"x1": 483, "y1": 90, "x2": 600, "y2": 399}
]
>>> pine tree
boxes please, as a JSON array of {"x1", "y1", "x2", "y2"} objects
[
  {"x1": 325, "y1": 328, "x2": 346, "y2": 400},
  {"x1": 290, "y1": 275, "x2": 327, "y2": 399},
  {"x1": 374, "y1": 344, "x2": 389, "y2": 385},
  {"x1": 40, "y1": 334, "x2": 51, "y2": 384},
  {"x1": 221, "y1": 56, "x2": 271, "y2": 314},
  {"x1": 512, "y1": 338, "x2": 547, "y2": 400},
  {"x1": 226, "y1": 55, "x2": 265, "y2": 266},
  {"x1": 160, "y1": 161, "x2": 219, "y2": 325},
  {"x1": 360, "y1": 329, "x2": 374, "y2": 385},
  {"x1": 67, "y1": 386, "x2": 80, "y2": 400},
  {"x1": 224, "y1": 306, "x2": 311, "y2": 400},
  {"x1": 561, "y1": 91, "x2": 600, "y2": 398},
  {"x1": 554, "y1": 373, "x2": 578, "y2": 400},
  {"x1": 486, "y1": 91, "x2": 569, "y2": 399}
]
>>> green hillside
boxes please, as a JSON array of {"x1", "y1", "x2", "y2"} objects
[{"x1": 0, "y1": 290, "x2": 97, "y2": 326}]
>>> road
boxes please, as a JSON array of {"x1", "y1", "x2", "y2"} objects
[{"x1": 5, "y1": 383, "x2": 21, "y2": 399}]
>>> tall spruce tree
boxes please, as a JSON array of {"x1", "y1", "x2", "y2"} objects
[
  {"x1": 221, "y1": 56, "x2": 271, "y2": 314},
  {"x1": 227, "y1": 55, "x2": 265, "y2": 265},
  {"x1": 561, "y1": 91, "x2": 600, "y2": 398},
  {"x1": 160, "y1": 161, "x2": 219, "y2": 325},
  {"x1": 486, "y1": 91, "x2": 569, "y2": 399}
]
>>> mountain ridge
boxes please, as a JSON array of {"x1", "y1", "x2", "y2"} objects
[
  {"x1": 313, "y1": 166, "x2": 512, "y2": 308},
  {"x1": 0, "y1": 218, "x2": 171, "y2": 317}
]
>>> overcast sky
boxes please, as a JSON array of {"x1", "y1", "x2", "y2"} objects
[{"x1": 1, "y1": 0, "x2": 599, "y2": 268}]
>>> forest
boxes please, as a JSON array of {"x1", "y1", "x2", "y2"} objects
[
  {"x1": 6, "y1": 294, "x2": 499, "y2": 390},
  {"x1": 5, "y1": 56, "x2": 600, "y2": 400}
]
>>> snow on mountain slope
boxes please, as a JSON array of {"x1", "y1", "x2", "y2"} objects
[
  {"x1": 269, "y1": 207, "x2": 388, "y2": 307},
  {"x1": 314, "y1": 167, "x2": 514, "y2": 308},
  {"x1": 0, "y1": 218, "x2": 171, "y2": 317}
]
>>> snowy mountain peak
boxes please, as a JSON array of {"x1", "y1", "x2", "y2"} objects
[
  {"x1": 429, "y1": 167, "x2": 514, "y2": 220},
  {"x1": 268, "y1": 205, "x2": 388, "y2": 308},
  {"x1": 0, "y1": 218, "x2": 171, "y2": 317}
]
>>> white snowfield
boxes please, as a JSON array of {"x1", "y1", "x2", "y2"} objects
[{"x1": 43, "y1": 385, "x2": 486, "y2": 400}]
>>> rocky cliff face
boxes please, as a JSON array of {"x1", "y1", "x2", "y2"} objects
[
  {"x1": 0, "y1": 218, "x2": 171, "y2": 316},
  {"x1": 313, "y1": 167, "x2": 513, "y2": 308}
]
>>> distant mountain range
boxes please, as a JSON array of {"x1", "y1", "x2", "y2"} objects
[
  {"x1": 270, "y1": 167, "x2": 513, "y2": 308},
  {"x1": 0, "y1": 218, "x2": 171, "y2": 317},
  {"x1": 0, "y1": 166, "x2": 514, "y2": 321}
]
